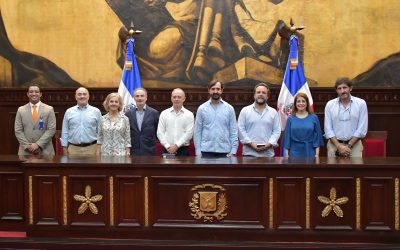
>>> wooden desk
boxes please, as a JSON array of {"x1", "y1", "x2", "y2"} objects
[{"x1": 1, "y1": 156, "x2": 400, "y2": 243}]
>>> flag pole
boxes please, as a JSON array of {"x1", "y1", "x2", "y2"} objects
[
  {"x1": 277, "y1": 19, "x2": 313, "y2": 156},
  {"x1": 117, "y1": 22, "x2": 143, "y2": 112}
]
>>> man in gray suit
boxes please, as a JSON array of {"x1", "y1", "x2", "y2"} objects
[{"x1": 14, "y1": 85, "x2": 56, "y2": 155}]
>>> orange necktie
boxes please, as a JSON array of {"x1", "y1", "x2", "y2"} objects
[{"x1": 32, "y1": 105, "x2": 37, "y2": 122}]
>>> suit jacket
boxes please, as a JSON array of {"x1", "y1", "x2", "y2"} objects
[
  {"x1": 14, "y1": 102, "x2": 56, "y2": 155},
  {"x1": 125, "y1": 105, "x2": 159, "y2": 156}
]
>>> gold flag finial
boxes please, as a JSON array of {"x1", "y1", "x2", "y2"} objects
[{"x1": 289, "y1": 18, "x2": 305, "y2": 32}]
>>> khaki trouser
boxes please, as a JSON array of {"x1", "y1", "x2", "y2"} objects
[
  {"x1": 67, "y1": 144, "x2": 97, "y2": 156},
  {"x1": 327, "y1": 140, "x2": 363, "y2": 157}
]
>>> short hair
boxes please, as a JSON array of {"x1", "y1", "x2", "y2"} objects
[
  {"x1": 292, "y1": 92, "x2": 312, "y2": 115},
  {"x1": 103, "y1": 93, "x2": 124, "y2": 112},
  {"x1": 335, "y1": 77, "x2": 353, "y2": 89},
  {"x1": 208, "y1": 79, "x2": 223, "y2": 90},
  {"x1": 27, "y1": 84, "x2": 41, "y2": 93},
  {"x1": 133, "y1": 88, "x2": 147, "y2": 95},
  {"x1": 253, "y1": 82, "x2": 270, "y2": 95},
  {"x1": 76, "y1": 87, "x2": 89, "y2": 93},
  {"x1": 171, "y1": 88, "x2": 185, "y2": 96}
]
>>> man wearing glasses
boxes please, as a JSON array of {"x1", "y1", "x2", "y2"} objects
[{"x1": 324, "y1": 77, "x2": 368, "y2": 157}]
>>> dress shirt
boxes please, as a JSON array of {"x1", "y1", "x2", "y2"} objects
[
  {"x1": 136, "y1": 105, "x2": 146, "y2": 131},
  {"x1": 238, "y1": 103, "x2": 281, "y2": 157},
  {"x1": 324, "y1": 95, "x2": 368, "y2": 140},
  {"x1": 61, "y1": 104, "x2": 101, "y2": 147},
  {"x1": 157, "y1": 106, "x2": 194, "y2": 149},
  {"x1": 30, "y1": 101, "x2": 41, "y2": 115},
  {"x1": 194, "y1": 99, "x2": 238, "y2": 155}
]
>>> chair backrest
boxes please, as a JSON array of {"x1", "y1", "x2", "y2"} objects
[
  {"x1": 363, "y1": 131, "x2": 387, "y2": 157},
  {"x1": 54, "y1": 130, "x2": 63, "y2": 155}
]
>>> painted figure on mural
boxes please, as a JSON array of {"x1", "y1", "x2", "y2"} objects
[
  {"x1": 107, "y1": 0, "x2": 295, "y2": 85},
  {"x1": 0, "y1": 8, "x2": 80, "y2": 88}
]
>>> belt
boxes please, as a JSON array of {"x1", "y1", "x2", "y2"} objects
[
  {"x1": 337, "y1": 140, "x2": 350, "y2": 144},
  {"x1": 69, "y1": 141, "x2": 97, "y2": 147}
]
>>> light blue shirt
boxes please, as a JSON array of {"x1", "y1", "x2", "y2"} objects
[
  {"x1": 324, "y1": 95, "x2": 368, "y2": 141},
  {"x1": 61, "y1": 104, "x2": 101, "y2": 147},
  {"x1": 136, "y1": 105, "x2": 146, "y2": 131},
  {"x1": 238, "y1": 103, "x2": 281, "y2": 157},
  {"x1": 194, "y1": 99, "x2": 238, "y2": 155}
]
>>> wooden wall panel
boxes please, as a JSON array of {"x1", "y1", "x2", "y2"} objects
[
  {"x1": 0, "y1": 173, "x2": 24, "y2": 221},
  {"x1": 362, "y1": 177, "x2": 394, "y2": 231},
  {"x1": 34, "y1": 175, "x2": 61, "y2": 226},
  {"x1": 275, "y1": 177, "x2": 305, "y2": 230},
  {"x1": 312, "y1": 177, "x2": 355, "y2": 230},
  {"x1": 151, "y1": 177, "x2": 266, "y2": 229},
  {"x1": 114, "y1": 175, "x2": 142, "y2": 227},
  {"x1": 68, "y1": 175, "x2": 108, "y2": 227}
]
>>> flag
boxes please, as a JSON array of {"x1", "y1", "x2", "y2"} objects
[
  {"x1": 277, "y1": 35, "x2": 314, "y2": 131},
  {"x1": 118, "y1": 38, "x2": 142, "y2": 110}
]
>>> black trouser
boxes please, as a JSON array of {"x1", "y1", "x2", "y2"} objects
[
  {"x1": 201, "y1": 152, "x2": 228, "y2": 158},
  {"x1": 162, "y1": 146, "x2": 190, "y2": 156}
]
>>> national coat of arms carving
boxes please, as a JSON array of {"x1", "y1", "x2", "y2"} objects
[{"x1": 188, "y1": 184, "x2": 228, "y2": 222}]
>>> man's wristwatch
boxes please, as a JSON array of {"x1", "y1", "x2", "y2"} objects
[{"x1": 347, "y1": 143, "x2": 353, "y2": 149}]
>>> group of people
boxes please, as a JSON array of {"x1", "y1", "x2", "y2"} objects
[{"x1": 14, "y1": 77, "x2": 368, "y2": 158}]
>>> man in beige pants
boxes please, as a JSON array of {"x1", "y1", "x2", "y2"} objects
[
  {"x1": 61, "y1": 87, "x2": 101, "y2": 156},
  {"x1": 324, "y1": 77, "x2": 368, "y2": 157}
]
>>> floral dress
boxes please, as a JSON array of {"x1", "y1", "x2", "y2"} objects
[{"x1": 97, "y1": 113, "x2": 131, "y2": 156}]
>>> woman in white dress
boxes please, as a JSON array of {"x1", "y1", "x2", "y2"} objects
[{"x1": 96, "y1": 93, "x2": 131, "y2": 156}]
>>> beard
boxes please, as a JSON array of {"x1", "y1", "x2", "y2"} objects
[
  {"x1": 211, "y1": 93, "x2": 221, "y2": 100},
  {"x1": 255, "y1": 98, "x2": 266, "y2": 105}
]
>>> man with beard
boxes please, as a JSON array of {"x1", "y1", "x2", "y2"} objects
[
  {"x1": 324, "y1": 77, "x2": 368, "y2": 157},
  {"x1": 238, "y1": 83, "x2": 281, "y2": 157},
  {"x1": 194, "y1": 80, "x2": 238, "y2": 157}
]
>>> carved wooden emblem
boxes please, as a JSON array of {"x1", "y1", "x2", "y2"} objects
[
  {"x1": 73, "y1": 185, "x2": 103, "y2": 215},
  {"x1": 189, "y1": 184, "x2": 228, "y2": 222},
  {"x1": 199, "y1": 191, "x2": 217, "y2": 212},
  {"x1": 318, "y1": 187, "x2": 349, "y2": 218}
]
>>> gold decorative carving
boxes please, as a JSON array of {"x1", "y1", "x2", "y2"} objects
[
  {"x1": 189, "y1": 184, "x2": 227, "y2": 222},
  {"x1": 109, "y1": 176, "x2": 114, "y2": 226},
  {"x1": 306, "y1": 178, "x2": 310, "y2": 229},
  {"x1": 356, "y1": 178, "x2": 361, "y2": 230},
  {"x1": 144, "y1": 177, "x2": 149, "y2": 227},
  {"x1": 63, "y1": 176, "x2": 67, "y2": 225},
  {"x1": 28, "y1": 176, "x2": 33, "y2": 225},
  {"x1": 318, "y1": 187, "x2": 348, "y2": 218},
  {"x1": 73, "y1": 185, "x2": 103, "y2": 215},
  {"x1": 269, "y1": 178, "x2": 273, "y2": 229},
  {"x1": 395, "y1": 178, "x2": 399, "y2": 230}
]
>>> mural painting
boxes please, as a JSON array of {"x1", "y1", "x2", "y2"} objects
[{"x1": 0, "y1": 0, "x2": 400, "y2": 88}]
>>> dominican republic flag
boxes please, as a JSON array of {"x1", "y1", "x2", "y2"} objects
[
  {"x1": 118, "y1": 38, "x2": 142, "y2": 110},
  {"x1": 277, "y1": 35, "x2": 313, "y2": 131}
]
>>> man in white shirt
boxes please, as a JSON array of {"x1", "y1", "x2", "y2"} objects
[
  {"x1": 324, "y1": 77, "x2": 368, "y2": 157},
  {"x1": 157, "y1": 88, "x2": 194, "y2": 156}
]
